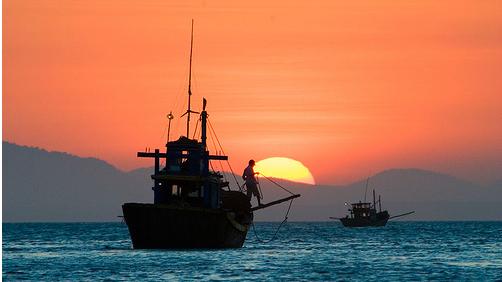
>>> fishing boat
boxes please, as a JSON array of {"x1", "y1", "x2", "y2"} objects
[
  {"x1": 337, "y1": 189, "x2": 390, "y2": 227},
  {"x1": 122, "y1": 20, "x2": 300, "y2": 249},
  {"x1": 330, "y1": 179, "x2": 414, "y2": 227}
]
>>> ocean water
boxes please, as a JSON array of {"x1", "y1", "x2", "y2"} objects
[{"x1": 3, "y1": 222, "x2": 502, "y2": 281}]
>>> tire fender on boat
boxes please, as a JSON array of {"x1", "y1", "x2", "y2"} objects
[{"x1": 226, "y1": 212, "x2": 248, "y2": 232}]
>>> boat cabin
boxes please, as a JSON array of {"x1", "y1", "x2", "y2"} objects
[
  {"x1": 137, "y1": 102, "x2": 228, "y2": 209},
  {"x1": 348, "y1": 202, "x2": 376, "y2": 219}
]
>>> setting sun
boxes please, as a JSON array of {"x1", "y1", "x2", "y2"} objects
[{"x1": 255, "y1": 157, "x2": 316, "y2": 185}]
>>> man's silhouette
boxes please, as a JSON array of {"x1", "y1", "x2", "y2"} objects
[{"x1": 242, "y1": 159, "x2": 261, "y2": 206}]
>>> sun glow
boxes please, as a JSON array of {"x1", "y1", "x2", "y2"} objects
[{"x1": 255, "y1": 157, "x2": 316, "y2": 185}]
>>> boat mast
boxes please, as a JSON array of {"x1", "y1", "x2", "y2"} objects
[
  {"x1": 379, "y1": 195, "x2": 382, "y2": 212},
  {"x1": 201, "y1": 98, "x2": 207, "y2": 150},
  {"x1": 182, "y1": 19, "x2": 198, "y2": 138},
  {"x1": 373, "y1": 189, "x2": 376, "y2": 210},
  {"x1": 187, "y1": 19, "x2": 194, "y2": 138}
]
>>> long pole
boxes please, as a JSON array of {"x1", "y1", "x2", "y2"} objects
[
  {"x1": 186, "y1": 19, "x2": 194, "y2": 137},
  {"x1": 250, "y1": 194, "x2": 300, "y2": 212},
  {"x1": 389, "y1": 211, "x2": 415, "y2": 220}
]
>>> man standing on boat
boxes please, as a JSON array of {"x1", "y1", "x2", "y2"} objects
[{"x1": 242, "y1": 159, "x2": 262, "y2": 206}]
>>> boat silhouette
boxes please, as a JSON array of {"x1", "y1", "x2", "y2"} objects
[
  {"x1": 122, "y1": 20, "x2": 300, "y2": 249},
  {"x1": 330, "y1": 178, "x2": 414, "y2": 227},
  {"x1": 334, "y1": 189, "x2": 390, "y2": 227}
]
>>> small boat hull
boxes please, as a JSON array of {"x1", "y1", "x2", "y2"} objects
[
  {"x1": 122, "y1": 203, "x2": 252, "y2": 249},
  {"x1": 339, "y1": 211, "x2": 389, "y2": 227}
]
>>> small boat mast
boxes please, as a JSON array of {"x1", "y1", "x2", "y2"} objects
[{"x1": 181, "y1": 19, "x2": 199, "y2": 138}]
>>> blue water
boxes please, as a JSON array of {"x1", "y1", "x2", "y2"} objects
[{"x1": 3, "y1": 222, "x2": 502, "y2": 281}]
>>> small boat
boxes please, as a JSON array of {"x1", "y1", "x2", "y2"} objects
[
  {"x1": 337, "y1": 189, "x2": 390, "y2": 227},
  {"x1": 330, "y1": 180, "x2": 414, "y2": 227},
  {"x1": 122, "y1": 20, "x2": 300, "y2": 249}
]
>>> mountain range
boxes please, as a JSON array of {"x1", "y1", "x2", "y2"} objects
[{"x1": 3, "y1": 142, "x2": 501, "y2": 222}]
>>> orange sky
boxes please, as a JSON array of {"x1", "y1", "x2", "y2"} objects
[{"x1": 3, "y1": 0, "x2": 502, "y2": 185}]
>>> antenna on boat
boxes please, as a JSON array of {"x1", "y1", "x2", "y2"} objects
[
  {"x1": 167, "y1": 111, "x2": 174, "y2": 144},
  {"x1": 181, "y1": 19, "x2": 199, "y2": 138},
  {"x1": 363, "y1": 177, "x2": 370, "y2": 202}
]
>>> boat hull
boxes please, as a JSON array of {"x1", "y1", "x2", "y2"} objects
[
  {"x1": 122, "y1": 203, "x2": 252, "y2": 249},
  {"x1": 339, "y1": 211, "x2": 390, "y2": 227}
]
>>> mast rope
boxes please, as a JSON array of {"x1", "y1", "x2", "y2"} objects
[
  {"x1": 251, "y1": 198, "x2": 294, "y2": 243},
  {"x1": 207, "y1": 118, "x2": 242, "y2": 192},
  {"x1": 206, "y1": 121, "x2": 226, "y2": 178},
  {"x1": 192, "y1": 117, "x2": 200, "y2": 139},
  {"x1": 257, "y1": 173, "x2": 295, "y2": 195},
  {"x1": 252, "y1": 172, "x2": 297, "y2": 243},
  {"x1": 209, "y1": 160, "x2": 217, "y2": 175}
]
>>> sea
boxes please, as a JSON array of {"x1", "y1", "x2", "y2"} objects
[{"x1": 3, "y1": 222, "x2": 502, "y2": 281}]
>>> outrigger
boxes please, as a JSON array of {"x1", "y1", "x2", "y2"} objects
[{"x1": 121, "y1": 20, "x2": 300, "y2": 249}]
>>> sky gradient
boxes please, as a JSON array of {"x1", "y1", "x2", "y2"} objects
[{"x1": 3, "y1": 0, "x2": 502, "y2": 185}]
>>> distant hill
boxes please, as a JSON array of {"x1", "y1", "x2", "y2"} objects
[
  {"x1": 3, "y1": 142, "x2": 150, "y2": 222},
  {"x1": 3, "y1": 142, "x2": 501, "y2": 222}
]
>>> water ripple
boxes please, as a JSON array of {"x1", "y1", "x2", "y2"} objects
[{"x1": 3, "y1": 222, "x2": 502, "y2": 281}]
